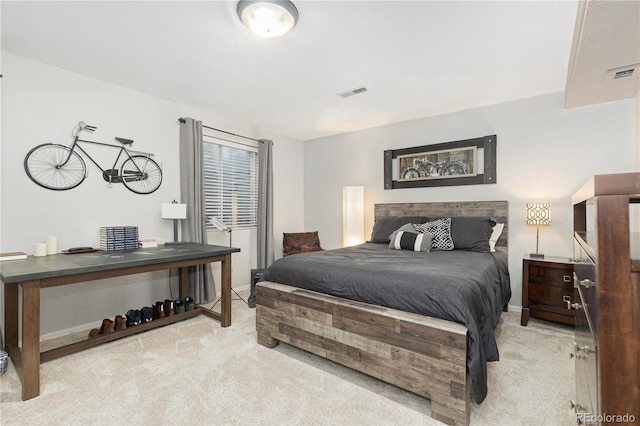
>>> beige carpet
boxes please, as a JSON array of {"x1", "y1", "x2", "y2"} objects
[{"x1": 0, "y1": 290, "x2": 575, "y2": 425}]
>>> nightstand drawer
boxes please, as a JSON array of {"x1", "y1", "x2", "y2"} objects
[
  {"x1": 528, "y1": 264, "x2": 573, "y2": 286},
  {"x1": 528, "y1": 282, "x2": 576, "y2": 309}
]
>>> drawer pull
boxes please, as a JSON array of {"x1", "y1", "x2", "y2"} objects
[
  {"x1": 572, "y1": 343, "x2": 589, "y2": 359},
  {"x1": 573, "y1": 272, "x2": 595, "y2": 288},
  {"x1": 565, "y1": 298, "x2": 583, "y2": 310},
  {"x1": 576, "y1": 344, "x2": 592, "y2": 354},
  {"x1": 570, "y1": 400, "x2": 583, "y2": 411}
]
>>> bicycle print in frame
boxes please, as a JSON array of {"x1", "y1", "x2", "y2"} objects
[{"x1": 397, "y1": 146, "x2": 477, "y2": 181}]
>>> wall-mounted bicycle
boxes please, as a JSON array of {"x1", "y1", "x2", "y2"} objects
[{"x1": 24, "y1": 122, "x2": 163, "y2": 194}]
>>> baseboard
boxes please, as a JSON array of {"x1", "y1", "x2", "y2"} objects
[
  {"x1": 40, "y1": 286, "x2": 252, "y2": 342},
  {"x1": 508, "y1": 304, "x2": 523, "y2": 313},
  {"x1": 41, "y1": 322, "x2": 98, "y2": 342}
]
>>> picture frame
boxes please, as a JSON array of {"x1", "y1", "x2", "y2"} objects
[{"x1": 384, "y1": 135, "x2": 496, "y2": 189}]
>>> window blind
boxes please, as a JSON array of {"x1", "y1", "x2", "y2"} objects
[{"x1": 203, "y1": 139, "x2": 258, "y2": 230}]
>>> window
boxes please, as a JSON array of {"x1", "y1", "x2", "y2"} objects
[{"x1": 203, "y1": 138, "x2": 258, "y2": 230}]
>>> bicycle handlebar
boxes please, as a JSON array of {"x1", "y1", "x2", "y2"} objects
[{"x1": 73, "y1": 121, "x2": 97, "y2": 137}]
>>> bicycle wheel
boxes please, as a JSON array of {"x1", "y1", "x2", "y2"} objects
[
  {"x1": 120, "y1": 155, "x2": 163, "y2": 194},
  {"x1": 402, "y1": 168, "x2": 421, "y2": 179},
  {"x1": 24, "y1": 144, "x2": 86, "y2": 190},
  {"x1": 442, "y1": 163, "x2": 466, "y2": 176}
]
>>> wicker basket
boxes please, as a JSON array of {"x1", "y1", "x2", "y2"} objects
[{"x1": 0, "y1": 350, "x2": 7, "y2": 376}]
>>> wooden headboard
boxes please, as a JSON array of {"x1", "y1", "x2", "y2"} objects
[{"x1": 374, "y1": 200, "x2": 509, "y2": 254}]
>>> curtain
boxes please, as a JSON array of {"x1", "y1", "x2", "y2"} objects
[
  {"x1": 257, "y1": 139, "x2": 274, "y2": 269},
  {"x1": 179, "y1": 118, "x2": 216, "y2": 303}
]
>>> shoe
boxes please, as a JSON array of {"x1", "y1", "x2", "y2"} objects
[
  {"x1": 141, "y1": 306, "x2": 153, "y2": 323},
  {"x1": 153, "y1": 301, "x2": 165, "y2": 320},
  {"x1": 114, "y1": 315, "x2": 127, "y2": 331},
  {"x1": 184, "y1": 296, "x2": 195, "y2": 311},
  {"x1": 163, "y1": 299, "x2": 174, "y2": 316},
  {"x1": 101, "y1": 318, "x2": 115, "y2": 335},
  {"x1": 126, "y1": 309, "x2": 142, "y2": 327},
  {"x1": 89, "y1": 318, "x2": 114, "y2": 338},
  {"x1": 174, "y1": 299, "x2": 185, "y2": 314}
]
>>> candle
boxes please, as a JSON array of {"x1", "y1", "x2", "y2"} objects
[
  {"x1": 33, "y1": 242, "x2": 47, "y2": 257},
  {"x1": 46, "y1": 236, "x2": 58, "y2": 255}
]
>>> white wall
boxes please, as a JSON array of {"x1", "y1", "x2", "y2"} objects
[
  {"x1": 0, "y1": 52, "x2": 304, "y2": 337},
  {"x1": 303, "y1": 92, "x2": 635, "y2": 309}
]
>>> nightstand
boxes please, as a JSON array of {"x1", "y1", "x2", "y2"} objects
[{"x1": 521, "y1": 255, "x2": 575, "y2": 326}]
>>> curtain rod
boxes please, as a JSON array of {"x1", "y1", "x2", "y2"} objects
[{"x1": 178, "y1": 117, "x2": 263, "y2": 143}]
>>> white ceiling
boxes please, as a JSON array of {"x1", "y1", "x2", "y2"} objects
[
  {"x1": 0, "y1": 1, "x2": 586, "y2": 141},
  {"x1": 564, "y1": 0, "x2": 640, "y2": 108}
]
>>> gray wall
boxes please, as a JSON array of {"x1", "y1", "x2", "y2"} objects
[{"x1": 303, "y1": 91, "x2": 635, "y2": 309}]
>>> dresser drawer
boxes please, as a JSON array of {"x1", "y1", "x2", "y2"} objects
[{"x1": 574, "y1": 304, "x2": 599, "y2": 422}]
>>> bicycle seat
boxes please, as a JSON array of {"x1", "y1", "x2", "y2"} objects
[{"x1": 115, "y1": 137, "x2": 133, "y2": 145}]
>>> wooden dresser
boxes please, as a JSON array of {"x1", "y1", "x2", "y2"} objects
[{"x1": 571, "y1": 173, "x2": 640, "y2": 424}]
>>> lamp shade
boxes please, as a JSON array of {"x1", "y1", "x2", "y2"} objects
[
  {"x1": 237, "y1": 0, "x2": 299, "y2": 38},
  {"x1": 343, "y1": 186, "x2": 364, "y2": 247},
  {"x1": 526, "y1": 203, "x2": 551, "y2": 225},
  {"x1": 162, "y1": 203, "x2": 187, "y2": 220}
]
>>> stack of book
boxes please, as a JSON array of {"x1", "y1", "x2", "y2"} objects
[
  {"x1": 139, "y1": 239, "x2": 158, "y2": 248},
  {"x1": 100, "y1": 226, "x2": 139, "y2": 251}
]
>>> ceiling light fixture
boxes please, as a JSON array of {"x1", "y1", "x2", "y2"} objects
[{"x1": 237, "y1": 0, "x2": 299, "y2": 39}]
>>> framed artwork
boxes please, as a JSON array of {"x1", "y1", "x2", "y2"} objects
[
  {"x1": 397, "y1": 146, "x2": 477, "y2": 181},
  {"x1": 384, "y1": 135, "x2": 496, "y2": 189}
]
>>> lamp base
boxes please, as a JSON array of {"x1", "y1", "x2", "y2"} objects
[
  {"x1": 529, "y1": 253, "x2": 545, "y2": 259},
  {"x1": 164, "y1": 241, "x2": 186, "y2": 246}
]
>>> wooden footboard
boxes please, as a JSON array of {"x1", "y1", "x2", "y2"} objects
[{"x1": 255, "y1": 281, "x2": 471, "y2": 426}]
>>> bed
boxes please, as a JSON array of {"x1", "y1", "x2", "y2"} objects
[{"x1": 255, "y1": 201, "x2": 510, "y2": 426}]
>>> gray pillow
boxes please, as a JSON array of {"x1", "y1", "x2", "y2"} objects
[
  {"x1": 389, "y1": 230, "x2": 433, "y2": 252},
  {"x1": 369, "y1": 216, "x2": 428, "y2": 243},
  {"x1": 413, "y1": 218, "x2": 454, "y2": 250},
  {"x1": 449, "y1": 216, "x2": 496, "y2": 253}
]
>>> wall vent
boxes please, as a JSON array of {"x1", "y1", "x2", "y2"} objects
[
  {"x1": 604, "y1": 64, "x2": 639, "y2": 83},
  {"x1": 337, "y1": 86, "x2": 368, "y2": 98}
]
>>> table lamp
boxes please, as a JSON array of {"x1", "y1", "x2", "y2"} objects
[
  {"x1": 162, "y1": 201, "x2": 187, "y2": 245},
  {"x1": 526, "y1": 203, "x2": 551, "y2": 259}
]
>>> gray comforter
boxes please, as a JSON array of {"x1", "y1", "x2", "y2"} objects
[{"x1": 263, "y1": 242, "x2": 511, "y2": 404}]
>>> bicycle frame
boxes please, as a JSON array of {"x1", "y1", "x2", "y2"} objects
[{"x1": 60, "y1": 134, "x2": 154, "y2": 178}]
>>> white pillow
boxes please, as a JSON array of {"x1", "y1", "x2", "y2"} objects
[{"x1": 489, "y1": 223, "x2": 504, "y2": 252}]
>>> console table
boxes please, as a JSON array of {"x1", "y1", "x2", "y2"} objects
[{"x1": 0, "y1": 243, "x2": 239, "y2": 400}]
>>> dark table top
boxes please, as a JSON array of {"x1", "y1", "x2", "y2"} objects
[{"x1": 0, "y1": 243, "x2": 240, "y2": 283}]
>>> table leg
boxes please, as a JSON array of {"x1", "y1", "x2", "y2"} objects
[
  {"x1": 4, "y1": 283, "x2": 19, "y2": 348},
  {"x1": 178, "y1": 267, "x2": 189, "y2": 300},
  {"x1": 21, "y1": 280, "x2": 41, "y2": 400},
  {"x1": 221, "y1": 254, "x2": 232, "y2": 327}
]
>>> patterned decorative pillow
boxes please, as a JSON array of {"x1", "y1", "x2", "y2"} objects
[
  {"x1": 413, "y1": 218, "x2": 454, "y2": 251},
  {"x1": 389, "y1": 231, "x2": 433, "y2": 252}
]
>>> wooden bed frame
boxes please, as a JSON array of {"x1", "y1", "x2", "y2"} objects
[{"x1": 255, "y1": 201, "x2": 509, "y2": 426}]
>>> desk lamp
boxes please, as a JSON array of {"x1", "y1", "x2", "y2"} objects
[{"x1": 162, "y1": 201, "x2": 187, "y2": 245}]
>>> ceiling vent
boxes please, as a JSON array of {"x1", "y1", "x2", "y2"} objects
[
  {"x1": 604, "y1": 64, "x2": 639, "y2": 83},
  {"x1": 337, "y1": 86, "x2": 368, "y2": 98}
]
